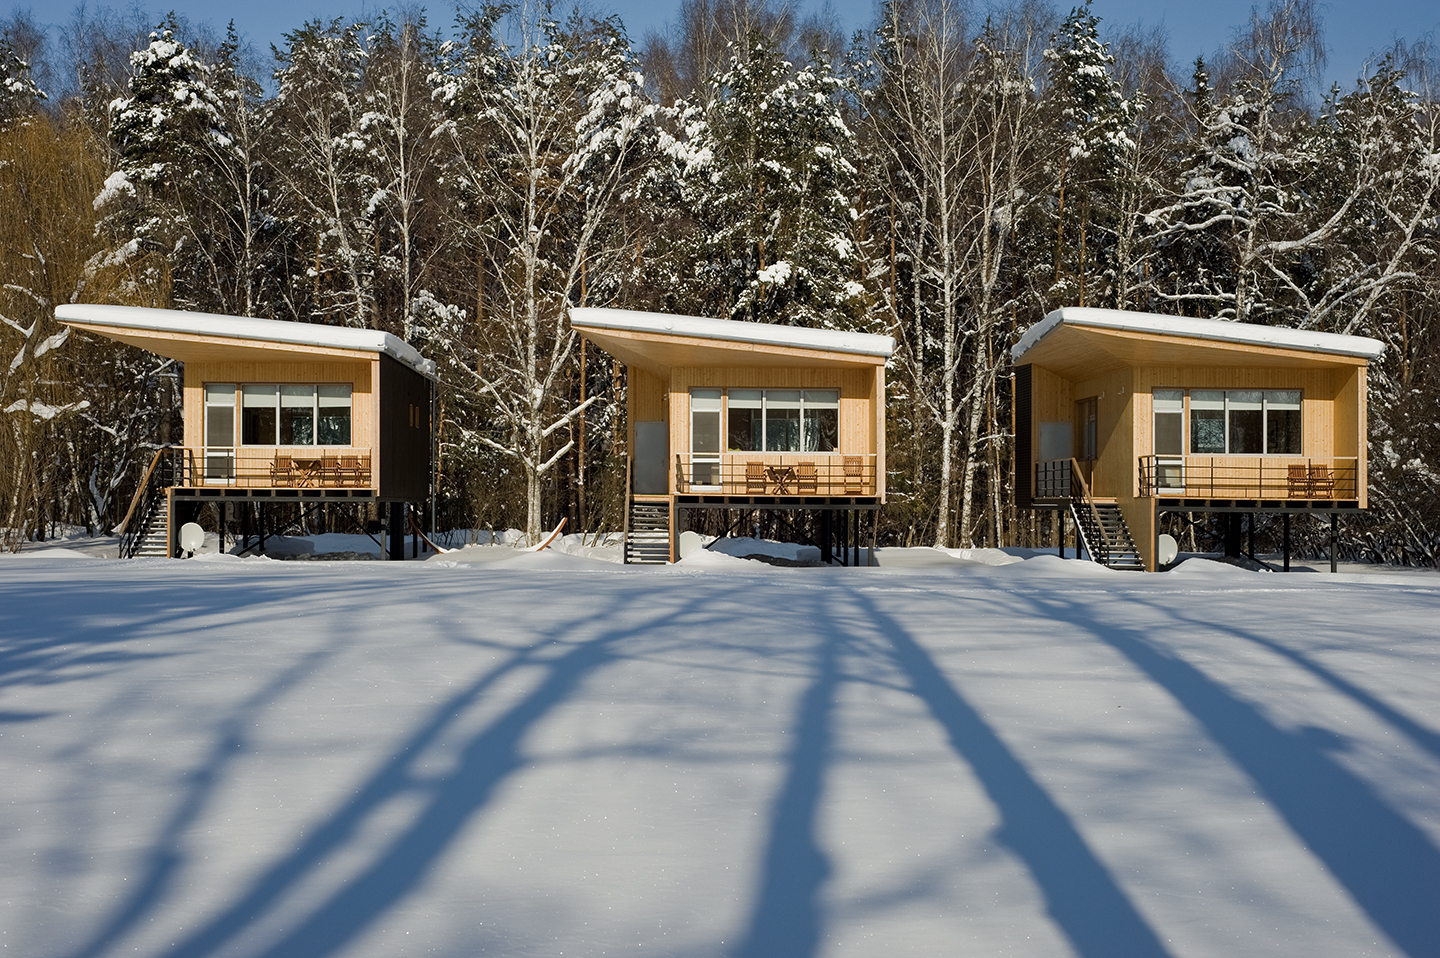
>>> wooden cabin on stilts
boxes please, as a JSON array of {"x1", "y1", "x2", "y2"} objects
[
  {"x1": 57, "y1": 305, "x2": 436, "y2": 559},
  {"x1": 1011, "y1": 307, "x2": 1385, "y2": 571},
  {"x1": 570, "y1": 308, "x2": 894, "y2": 564}
]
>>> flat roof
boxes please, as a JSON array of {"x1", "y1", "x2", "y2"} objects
[
  {"x1": 1012, "y1": 307, "x2": 1385, "y2": 363},
  {"x1": 570, "y1": 307, "x2": 894, "y2": 359},
  {"x1": 56, "y1": 304, "x2": 437, "y2": 379}
]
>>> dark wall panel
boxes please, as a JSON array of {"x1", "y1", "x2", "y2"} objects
[
  {"x1": 378, "y1": 356, "x2": 432, "y2": 500},
  {"x1": 1014, "y1": 364, "x2": 1032, "y2": 507}
]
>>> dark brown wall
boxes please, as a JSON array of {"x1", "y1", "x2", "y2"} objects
[
  {"x1": 378, "y1": 355, "x2": 433, "y2": 501},
  {"x1": 1013, "y1": 364, "x2": 1032, "y2": 507}
]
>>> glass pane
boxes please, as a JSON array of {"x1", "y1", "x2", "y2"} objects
[
  {"x1": 804, "y1": 406, "x2": 838, "y2": 452},
  {"x1": 281, "y1": 385, "x2": 314, "y2": 406},
  {"x1": 802, "y1": 389, "x2": 839, "y2": 408},
  {"x1": 205, "y1": 383, "x2": 236, "y2": 405},
  {"x1": 692, "y1": 460, "x2": 720, "y2": 485},
  {"x1": 281, "y1": 405, "x2": 315, "y2": 445},
  {"x1": 318, "y1": 407, "x2": 351, "y2": 445},
  {"x1": 1267, "y1": 408, "x2": 1301, "y2": 454},
  {"x1": 242, "y1": 384, "x2": 277, "y2": 407},
  {"x1": 1229, "y1": 407, "x2": 1263, "y2": 454},
  {"x1": 1191, "y1": 409, "x2": 1225, "y2": 453},
  {"x1": 728, "y1": 407, "x2": 760, "y2": 451},
  {"x1": 243, "y1": 406, "x2": 277, "y2": 445},
  {"x1": 1266, "y1": 389, "x2": 1301, "y2": 410},
  {"x1": 205, "y1": 451, "x2": 234, "y2": 480},
  {"x1": 1153, "y1": 389, "x2": 1182, "y2": 413},
  {"x1": 766, "y1": 390, "x2": 801, "y2": 407},
  {"x1": 1228, "y1": 390, "x2": 1262, "y2": 408},
  {"x1": 205, "y1": 405, "x2": 234, "y2": 447},
  {"x1": 765, "y1": 406, "x2": 800, "y2": 452},
  {"x1": 1155, "y1": 413, "x2": 1183, "y2": 456},
  {"x1": 318, "y1": 384, "x2": 352, "y2": 407},
  {"x1": 693, "y1": 411, "x2": 720, "y2": 454},
  {"x1": 1190, "y1": 389, "x2": 1224, "y2": 410},
  {"x1": 691, "y1": 388, "x2": 722, "y2": 411}
]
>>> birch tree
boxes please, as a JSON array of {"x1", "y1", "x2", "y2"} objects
[{"x1": 433, "y1": 5, "x2": 653, "y2": 541}]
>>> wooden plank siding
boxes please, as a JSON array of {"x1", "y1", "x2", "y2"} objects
[
  {"x1": 667, "y1": 366, "x2": 879, "y2": 497},
  {"x1": 182, "y1": 359, "x2": 377, "y2": 453},
  {"x1": 625, "y1": 366, "x2": 669, "y2": 454}
]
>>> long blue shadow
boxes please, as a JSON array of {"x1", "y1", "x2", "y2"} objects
[
  {"x1": 143, "y1": 586, "x2": 717, "y2": 958},
  {"x1": 62, "y1": 645, "x2": 340, "y2": 958},
  {"x1": 731, "y1": 625, "x2": 840, "y2": 958},
  {"x1": 1022, "y1": 591, "x2": 1440, "y2": 958},
  {"x1": 1130, "y1": 591, "x2": 1440, "y2": 763},
  {"x1": 851, "y1": 590, "x2": 1174, "y2": 958}
]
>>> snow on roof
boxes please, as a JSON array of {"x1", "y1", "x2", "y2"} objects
[
  {"x1": 56, "y1": 304, "x2": 437, "y2": 379},
  {"x1": 1011, "y1": 307, "x2": 1386, "y2": 362},
  {"x1": 569, "y1": 307, "x2": 895, "y2": 359}
]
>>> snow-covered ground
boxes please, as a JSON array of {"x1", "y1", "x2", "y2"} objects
[{"x1": 1, "y1": 539, "x2": 1438, "y2": 958}]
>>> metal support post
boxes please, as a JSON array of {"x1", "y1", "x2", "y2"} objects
[
  {"x1": 1283, "y1": 513, "x2": 1291, "y2": 572},
  {"x1": 1330, "y1": 513, "x2": 1338, "y2": 573}
]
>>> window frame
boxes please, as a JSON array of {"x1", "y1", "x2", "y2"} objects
[
  {"x1": 1156, "y1": 387, "x2": 1304, "y2": 456},
  {"x1": 206, "y1": 382, "x2": 355, "y2": 447},
  {"x1": 719, "y1": 388, "x2": 841, "y2": 454}
]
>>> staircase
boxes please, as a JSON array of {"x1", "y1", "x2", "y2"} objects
[
  {"x1": 1070, "y1": 500, "x2": 1145, "y2": 571},
  {"x1": 117, "y1": 448, "x2": 178, "y2": 559},
  {"x1": 625, "y1": 499, "x2": 671, "y2": 564},
  {"x1": 133, "y1": 496, "x2": 171, "y2": 557}
]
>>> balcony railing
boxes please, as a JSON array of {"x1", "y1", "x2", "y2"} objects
[
  {"x1": 1034, "y1": 458, "x2": 1077, "y2": 499},
  {"x1": 1138, "y1": 456, "x2": 1358, "y2": 500},
  {"x1": 173, "y1": 447, "x2": 374, "y2": 489},
  {"x1": 674, "y1": 454, "x2": 877, "y2": 496}
]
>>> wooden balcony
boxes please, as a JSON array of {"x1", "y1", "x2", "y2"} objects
[
  {"x1": 1137, "y1": 456, "x2": 1358, "y2": 501},
  {"x1": 674, "y1": 454, "x2": 877, "y2": 497},
  {"x1": 172, "y1": 447, "x2": 374, "y2": 490}
]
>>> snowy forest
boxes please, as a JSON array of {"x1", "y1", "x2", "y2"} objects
[{"x1": 0, "y1": 0, "x2": 1437, "y2": 562}]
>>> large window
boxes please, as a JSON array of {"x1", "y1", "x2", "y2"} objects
[
  {"x1": 724, "y1": 389, "x2": 839, "y2": 453},
  {"x1": 1160, "y1": 388, "x2": 1301, "y2": 455},
  {"x1": 220, "y1": 383, "x2": 353, "y2": 446}
]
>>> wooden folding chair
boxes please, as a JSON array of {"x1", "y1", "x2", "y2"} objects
[
  {"x1": 843, "y1": 456, "x2": 864, "y2": 495},
  {"x1": 796, "y1": 461, "x2": 817, "y2": 494},
  {"x1": 339, "y1": 455, "x2": 365, "y2": 487},
  {"x1": 320, "y1": 455, "x2": 341, "y2": 486},
  {"x1": 270, "y1": 454, "x2": 296, "y2": 487},
  {"x1": 1287, "y1": 464, "x2": 1310, "y2": 498},
  {"x1": 746, "y1": 461, "x2": 767, "y2": 494},
  {"x1": 1308, "y1": 463, "x2": 1335, "y2": 498}
]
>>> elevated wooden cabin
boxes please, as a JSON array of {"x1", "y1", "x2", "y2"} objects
[
  {"x1": 58, "y1": 304, "x2": 435, "y2": 556},
  {"x1": 570, "y1": 307, "x2": 894, "y2": 563},
  {"x1": 1012, "y1": 307, "x2": 1385, "y2": 571}
]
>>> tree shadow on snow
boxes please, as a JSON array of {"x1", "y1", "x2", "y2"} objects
[
  {"x1": 1017, "y1": 590, "x2": 1440, "y2": 958},
  {"x1": 847, "y1": 589, "x2": 1176, "y2": 958},
  {"x1": 89, "y1": 581, "x2": 742, "y2": 958}
]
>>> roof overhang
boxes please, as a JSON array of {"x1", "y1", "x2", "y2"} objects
[
  {"x1": 1012, "y1": 307, "x2": 1384, "y2": 379},
  {"x1": 56, "y1": 305, "x2": 437, "y2": 380},
  {"x1": 570, "y1": 307, "x2": 892, "y2": 376}
]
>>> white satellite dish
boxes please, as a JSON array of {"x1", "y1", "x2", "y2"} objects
[
  {"x1": 1157, "y1": 533, "x2": 1179, "y2": 567},
  {"x1": 179, "y1": 522, "x2": 206, "y2": 554}
]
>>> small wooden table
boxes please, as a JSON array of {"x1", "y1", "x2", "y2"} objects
[
  {"x1": 293, "y1": 457, "x2": 323, "y2": 487},
  {"x1": 766, "y1": 465, "x2": 797, "y2": 495}
]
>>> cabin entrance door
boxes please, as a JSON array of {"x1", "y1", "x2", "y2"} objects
[
  {"x1": 689, "y1": 389, "x2": 721, "y2": 488},
  {"x1": 634, "y1": 421, "x2": 668, "y2": 495},
  {"x1": 1075, "y1": 397, "x2": 1098, "y2": 487},
  {"x1": 204, "y1": 383, "x2": 237, "y2": 483}
]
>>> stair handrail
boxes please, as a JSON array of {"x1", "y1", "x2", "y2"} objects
[
  {"x1": 116, "y1": 446, "x2": 172, "y2": 535},
  {"x1": 1068, "y1": 458, "x2": 1111, "y2": 563}
]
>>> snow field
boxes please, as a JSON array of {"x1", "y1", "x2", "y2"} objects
[{"x1": 1, "y1": 551, "x2": 1438, "y2": 957}]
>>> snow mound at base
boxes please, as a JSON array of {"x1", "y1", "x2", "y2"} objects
[
  {"x1": 708, "y1": 538, "x2": 820, "y2": 563},
  {"x1": 675, "y1": 549, "x2": 761, "y2": 568}
]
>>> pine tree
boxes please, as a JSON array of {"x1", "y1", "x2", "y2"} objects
[
  {"x1": 92, "y1": 17, "x2": 233, "y2": 310},
  {"x1": 1042, "y1": 0, "x2": 1140, "y2": 307},
  {"x1": 667, "y1": 33, "x2": 864, "y2": 327}
]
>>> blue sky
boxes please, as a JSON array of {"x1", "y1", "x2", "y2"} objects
[{"x1": 9, "y1": 0, "x2": 1440, "y2": 94}]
